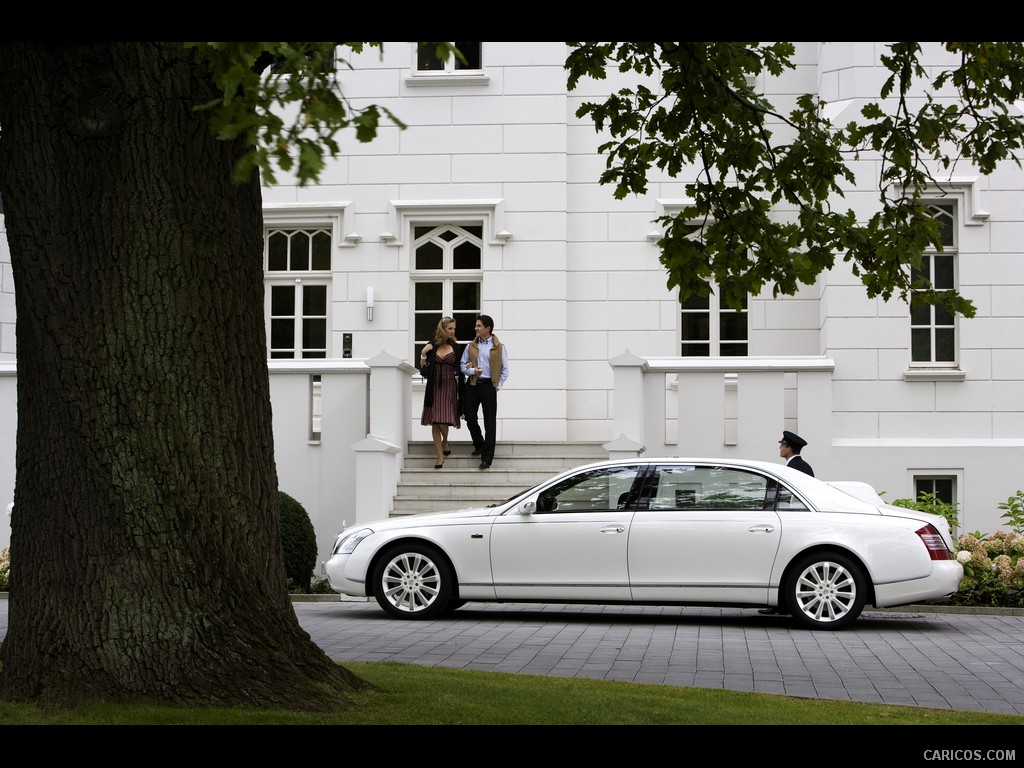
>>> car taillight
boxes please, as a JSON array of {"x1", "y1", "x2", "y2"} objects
[{"x1": 916, "y1": 524, "x2": 953, "y2": 561}]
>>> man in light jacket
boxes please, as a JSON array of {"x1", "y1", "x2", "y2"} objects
[{"x1": 461, "y1": 314, "x2": 509, "y2": 470}]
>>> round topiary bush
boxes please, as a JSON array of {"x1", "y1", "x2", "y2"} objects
[{"x1": 279, "y1": 491, "x2": 317, "y2": 592}]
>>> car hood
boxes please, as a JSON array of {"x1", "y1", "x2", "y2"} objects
[{"x1": 347, "y1": 505, "x2": 499, "y2": 534}]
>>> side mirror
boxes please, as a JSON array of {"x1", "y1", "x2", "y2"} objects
[{"x1": 519, "y1": 500, "x2": 536, "y2": 515}]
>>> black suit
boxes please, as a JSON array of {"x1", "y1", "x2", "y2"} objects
[{"x1": 787, "y1": 455, "x2": 814, "y2": 477}]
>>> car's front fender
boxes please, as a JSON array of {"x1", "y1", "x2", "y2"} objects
[{"x1": 353, "y1": 520, "x2": 497, "y2": 598}]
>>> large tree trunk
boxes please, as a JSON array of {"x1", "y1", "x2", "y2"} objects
[{"x1": 0, "y1": 43, "x2": 367, "y2": 709}]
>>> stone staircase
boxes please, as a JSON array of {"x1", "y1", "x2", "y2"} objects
[{"x1": 392, "y1": 441, "x2": 608, "y2": 517}]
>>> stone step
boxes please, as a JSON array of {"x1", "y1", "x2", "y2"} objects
[
  {"x1": 403, "y1": 442, "x2": 605, "y2": 466},
  {"x1": 391, "y1": 442, "x2": 607, "y2": 519},
  {"x1": 402, "y1": 455, "x2": 592, "y2": 472},
  {"x1": 404, "y1": 441, "x2": 606, "y2": 458},
  {"x1": 396, "y1": 470, "x2": 552, "y2": 493}
]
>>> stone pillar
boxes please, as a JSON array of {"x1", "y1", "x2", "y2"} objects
[{"x1": 609, "y1": 350, "x2": 648, "y2": 451}]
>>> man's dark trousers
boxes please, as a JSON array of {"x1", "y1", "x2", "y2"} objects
[{"x1": 464, "y1": 378, "x2": 497, "y2": 465}]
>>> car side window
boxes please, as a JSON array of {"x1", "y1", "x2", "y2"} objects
[
  {"x1": 646, "y1": 465, "x2": 772, "y2": 511},
  {"x1": 771, "y1": 481, "x2": 810, "y2": 511},
  {"x1": 536, "y1": 465, "x2": 643, "y2": 513}
]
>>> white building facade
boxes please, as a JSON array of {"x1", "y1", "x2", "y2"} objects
[{"x1": 2, "y1": 42, "x2": 1023, "y2": 565}]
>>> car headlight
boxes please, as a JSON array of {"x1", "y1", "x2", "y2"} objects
[{"x1": 332, "y1": 527, "x2": 373, "y2": 555}]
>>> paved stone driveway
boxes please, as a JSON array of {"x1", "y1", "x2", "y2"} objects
[
  {"x1": 3, "y1": 597, "x2": 1023, "y2": 716},
  {"x1": 293, "y1": 600, "x2": 1024, "y2": 716}
]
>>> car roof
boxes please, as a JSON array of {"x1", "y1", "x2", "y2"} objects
[
  {"x1": 562, "y1": 456, "x2": 808, "y2": 475},
  {"x1": 543, "y1": 457, "x2": 880, "y2": 515}
]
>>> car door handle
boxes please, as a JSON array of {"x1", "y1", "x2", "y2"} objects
[
  {"x1": 600, "y1": 525, "x2": 626, "y2": 534},
  {"x1": 748, "y1": 524, "x2": 775, "y2": 534}
]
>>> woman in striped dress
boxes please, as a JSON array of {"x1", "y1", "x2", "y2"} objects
[{"x1": 419, "y1": 317, "x2": 464, "y2": 469}]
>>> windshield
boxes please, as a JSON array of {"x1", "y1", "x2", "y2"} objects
[{"x1": 489, "y1": 489, "x2": 530, "y2": 508}]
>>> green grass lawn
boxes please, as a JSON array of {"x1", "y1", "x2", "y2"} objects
[{"x1": 0, "y1": 661, "x2": 1021, "y2": 726}]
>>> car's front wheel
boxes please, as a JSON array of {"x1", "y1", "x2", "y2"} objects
[
  {"x1": 372, "y1": 543, "x2": 453, "y2": 619},
  {"x1": 783, "y1": 552, "x2": 866, "y2": 630}
]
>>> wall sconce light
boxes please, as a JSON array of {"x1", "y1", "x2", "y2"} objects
[
  {"x1": 366, "y1": 286, "x2": 374, "y2": 322},
  {"x1": 647, "y1": 231, "x2": 662, "y2": 242},
  {"x1": 495, "y1": 229, "x2": 513, "y2": 242},
  {"x1": 345, "y1": 232, "x2": 362, "y2": 244},
  {"x1": 379, "y1": 231, "x2": 396, "y2": 242}
]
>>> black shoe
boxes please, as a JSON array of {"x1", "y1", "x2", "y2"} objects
[
  {"x1": 434, "y1": 461, "x2": 445, "y2": 469},
  {"x1": 479, "y1": 461, "x2": 491, "y2": 470}
]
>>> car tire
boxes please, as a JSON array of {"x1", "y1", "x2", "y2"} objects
[
  {"x1": 372, "y1": 543, "x2": 453, "y2": 620},
  {"x1": 783, "y1": 551, "x2": 866, "y2": 630}
]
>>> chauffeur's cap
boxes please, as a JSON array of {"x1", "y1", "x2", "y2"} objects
[{"x1": 779, "y1": 430, "x2": 808, "y2": 450}]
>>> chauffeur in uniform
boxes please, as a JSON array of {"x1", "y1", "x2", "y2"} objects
[
  {"x1": 778, "y1": 430, "x2": 814, "y2": 477},
  {"x1": 762, "y1": 429, "x2": 815, "y2": 615}
]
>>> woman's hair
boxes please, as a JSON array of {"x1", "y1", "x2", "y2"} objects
[{"x1": 432, "y1": 316, "x2": 456, "y2": 345}]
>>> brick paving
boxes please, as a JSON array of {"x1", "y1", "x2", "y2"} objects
[
  {"x1": 3, "y1": 597, "x2": 1023, "y2": 716},
  {"x1": 291, "y1": 600, "x2": 1024, "y2": 716}
]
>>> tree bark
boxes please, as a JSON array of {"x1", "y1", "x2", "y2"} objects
[{"x1": 0, "y1": 42, "x2": 368, "y2": 709}]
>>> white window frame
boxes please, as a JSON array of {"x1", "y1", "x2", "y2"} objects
[
  {"x1": 903, "y1": 179, "x2": 986, "y2": 382},
  {"x1": 909, "y1": 470, "x2": 962, "y2": 533},
  {"x1": 411, "y1": 223, "x2": 484, "y2": 363},
  {"x1": 266, "y1": 279, "x2": 331, "y2": 360},
  {"x1": 381, "y1": 198, "x2": 508, "y2": 371},
  {"x1": 406, "y1": 42, "x2": 488, "y2": 87},
  {"x1": 263, "y1": 217, "x2": 339, "y2": 361},
  {"x1": 668, "y1": 214, "x2": 749, "y2": 357},
  {"x1": 680, "y1": 286, "x2": 749, "y2": 357},
  {"x1": 908, "y1": 201, "x2": 959, "y2": 371},
  {"x1": 263, "y1": 204, "x2": 350, "y2": 442}
]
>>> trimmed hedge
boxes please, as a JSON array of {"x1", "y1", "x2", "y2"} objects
[{"x1": 279, "y1": 491, "x2": 317, "y2": 592}]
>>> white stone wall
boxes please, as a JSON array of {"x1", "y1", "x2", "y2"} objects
[
  {"x1": 2, "y1": 42, "x2": 1024, "y2": 540},
  {"x1": 272, "y1": 42, "x2": 838, "y2": 445},
  {"x1": 0, "y1": 214, "x2": 12, "y2": 551},
  {"x1": 0, "y1": 212, "x2": 14, "y2": 361}
]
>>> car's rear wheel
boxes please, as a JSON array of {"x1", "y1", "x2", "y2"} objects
[
  {"x1": 372, "y1": 543, "x2": 453, "y2": 620},
  {"x1": 784, "y1": 552, "x2": 866, "y2": 630}
]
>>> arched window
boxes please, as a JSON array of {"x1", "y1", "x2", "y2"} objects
[{"x1": 412, "y1": 224, "x2": 482, "y2": 360}]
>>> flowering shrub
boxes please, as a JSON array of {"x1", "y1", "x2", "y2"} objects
[
  {"x1": 879, "y1": 488, "x2": 1024, "y2": 608},
  {"x1": 952, "y1": 530, "x2": 1024, "y2": 608},
  {"x1": 0, "y1": 546, "x2": 9, "y2": 591}
]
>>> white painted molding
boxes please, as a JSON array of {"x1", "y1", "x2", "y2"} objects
[
  {"x1": 404, "y1": 74, "x2": 490, "y2": 88},
  {"x1": 926, "y1": 176, "x2": 990, "y2": 226},
  {"x1": 903, "y1": 368, "x2": 967, "y2": 382},
  {"x1": 262, "y1": 202, "x2": 353, "y2": 248},
  {"x1": 384, "y1": 198, "x2": 507, "y2": 246}
]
